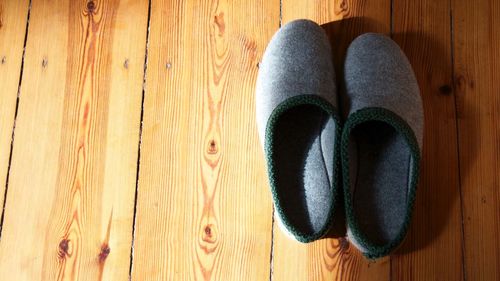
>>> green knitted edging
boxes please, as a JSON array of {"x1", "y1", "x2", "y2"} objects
[
  {"x1": 341, "y1": 107, "x2": 421, "y2": 259},
  {"x1": 264, "y1": 94, "x2": 341, "y2": 243}
]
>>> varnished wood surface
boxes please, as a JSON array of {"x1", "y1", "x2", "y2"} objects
[
  {"x1": 0, "y1": 0, "x2": 148, "y2": 279},
  {"x1": 0, "y1": 0, "x2": 29, "y2": 222},
  {"x1": 130, "y1": 0, "x2": 276, "y2": 280},
  {"x1": 0, "y1": 0, "x2": 498, "y2": 280},
  {"x1": 452, "y1": 0, "x2": 500, "y2": 280}
]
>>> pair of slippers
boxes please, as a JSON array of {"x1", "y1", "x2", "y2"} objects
[{"x1": 256, "y1": 19, "x2": 423, "y2": 259}]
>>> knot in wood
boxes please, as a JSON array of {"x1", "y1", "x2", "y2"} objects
[
  {"x1": 207, "y1": 140, "x2": 218, "y2": 154},
  {"x1": 58, "y1": 239, "x2": 70, "y2": 259},
  {"x1": 439, "y1": 84, "x2": 452, "y2": 95},
  {"x1": 99, "y1": 244, "x2": 111, "y2": 263},
  {"x1": 87, "y1": 1, "x2": 96, "y2": 14}
]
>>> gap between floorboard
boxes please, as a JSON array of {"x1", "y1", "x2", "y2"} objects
[
  {"x1": 128, "y1": 0, "x2": 153, "y2": 280},
  {"x1": 0, "y1": 0, "x2": 33, "y2": 239}
]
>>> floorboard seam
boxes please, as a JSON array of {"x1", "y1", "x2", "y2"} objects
[
  {"x1": 128, "y1": 0, "x2": 152, "y2": 280},
  {"x1": 449, "y1": 2, "x2": 468, "y2": 280},
  {"x1": 268, "y1": 211, "x2": 275, "y2": 281},
  {"x1": 268, "y1": 3, "x2": 281, "y2": 280},
  {"x1": 390, "y1": 0, "x2": 394, "y2": 37},
  {"x1": 389, "y1": 2, "x2": 394, "y2": 279},
  {"x1": 0, "y1": 0, "x2": 32, "y2": 238},
  {"x1": 279, "y1": 0, "x2": 282, "y2": 27}
]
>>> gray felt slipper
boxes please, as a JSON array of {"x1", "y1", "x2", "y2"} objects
[
  {"x1": 256, "y1": 19, "x2": 341, "y2": 242},
  {"x1": 341, "y1": 33, "x2": 423, "y2": 258}
]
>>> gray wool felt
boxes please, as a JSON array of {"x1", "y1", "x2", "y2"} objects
[
  {"x1": 256, "y1": 19, "x2": 338, "y2": 237},
  {"x1": 342, "y1": 34, "x2": 423, "y2": 250},
  {"x1": 343, "y1": 34, "x2": 423, "y2": 148}
]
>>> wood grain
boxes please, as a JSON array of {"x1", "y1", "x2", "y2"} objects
[
  {"x1": 130, "y1": 0, "x2": 278, "y2": 280},
  {"x1": 391, "y1": 0, "x2": 465, "y2": 280},
  {"x1": 272, "y1": 1, "x2": 391, "y2": 280},
  {"x1": 0, "y1": 0, "x2": 148, "y2": 279},
  {"x1": 0, "y1": 0, "x2": 29, "y2": 218},
  {"x1": 452, "y1": 0, "x2": 500, "y2": 279}
]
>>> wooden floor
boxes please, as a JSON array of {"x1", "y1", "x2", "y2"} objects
[{"x1": 0, "y1": 0, "x2": 498, "y2": 280}]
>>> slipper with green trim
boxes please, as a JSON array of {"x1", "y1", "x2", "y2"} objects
[
  {"x1": 256, "y1": 19, "x2": 341, "y2": 243},
  {"x1": 341, "y1": 33, "x2": 423, "y2": 258}
]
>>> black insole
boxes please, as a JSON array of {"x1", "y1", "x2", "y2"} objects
[
  {"x1": 273, "y1": 105, "x2": 336, "y2": 235},
  {"x1": 350, "y1": 121, "x2": 410, "y2": 245}
]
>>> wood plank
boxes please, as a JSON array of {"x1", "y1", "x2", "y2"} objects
[
  {"x1": 273, "y1": 1, "x2": 391, "y2": 280},
  {"x1": 391, "y1": 0, "x2": 465, "y2": 280},
  {"x1": 452, "y1": 0, "x2": 500, "y2": 279},
  {"x1": 130, "y1": 0, "x2": 278, "y2": 280},
  {"x1": 0, "y1": 0, "x2": 148, "y2": 279},
  {"x1": 0, "y1": 0, "x2": 29, "y2": 218}
]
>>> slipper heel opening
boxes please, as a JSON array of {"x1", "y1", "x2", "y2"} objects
[
  {"x1": 348, "y1": 120, "x2": 410, "y2": 245},
  {"x1": 265, "y1": 96, "x2": 340, "y2": 241},
  {"x1": 342, "y1": 107, "x2": 421, "y2": 256}
]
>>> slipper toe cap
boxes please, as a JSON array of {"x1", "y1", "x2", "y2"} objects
[{"x1": 256, "y1": 19, "x2": 337, "y2": 143}]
